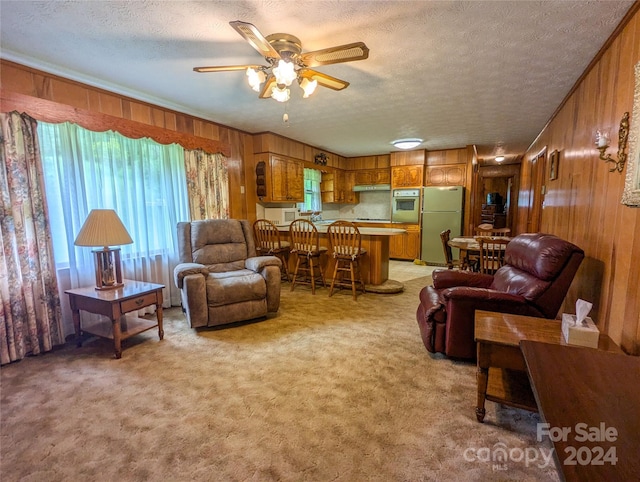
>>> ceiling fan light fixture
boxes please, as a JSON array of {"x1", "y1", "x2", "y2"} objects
[
  {"x1": 246, "y1": 67, "x2": 266, "y2": 92},
  {"x1": 299, "y1": 77, "x2": 318, "y2": 98},
  {"x1": 391, "y1": 138, "x2": 423, "y2": 150},
  {"x1": 272, "y1": 59, "x2": 297, "y2": 87},
  {"x1": 271, "y1": 85, "x2": 290, "y2": 103},
  {"x1": 195, "y1": 21, "x2": 369, "y2": 105}
]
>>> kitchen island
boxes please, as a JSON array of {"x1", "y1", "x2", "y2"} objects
[{"x1": 276, "y1": 223, "x2": 406, "y2": 292}]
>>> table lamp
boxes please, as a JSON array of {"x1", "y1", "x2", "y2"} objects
[{"x1": 74, "y1": 209, "x2": 133, "y2": 290}]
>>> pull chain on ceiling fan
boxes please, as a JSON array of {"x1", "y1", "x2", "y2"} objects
[{"x1": 193, "y1": 20, "x2": 370, "y2": 102}]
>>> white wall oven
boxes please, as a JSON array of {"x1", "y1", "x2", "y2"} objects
[{"x1": 391, "y1": 188, "x2": 421, "y2": 224}]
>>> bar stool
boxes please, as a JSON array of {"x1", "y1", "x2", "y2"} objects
[
  {"x1": 253, "y1": 219, "x2": 290, "y2": 281},
  {"x1": 327, "y1": 220, "x2": 366, "y2": 300},
  {"x1": 289, "y1": 219, "x2": 327, "y2": 294}
]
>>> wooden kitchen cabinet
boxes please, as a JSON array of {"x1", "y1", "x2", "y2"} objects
[
  {"x1": 341, "y1": 171, "x2": 358, "y2": 204},
  {"x1": 391, "y1": 165, "x2": 424, "y2": 188},
  {"x1": 389, "y1": 224, "x2": 421, "y2": 260},
  {"x1": 353, "y1": 168, "x2": 391, "y2": 185},
  {"x1": 353, "y1": 221, "x2": 420, "y2": 260},
  {"x1": 374, "y1": 168, "x2": 391, "y2": 184},
  {"x1": 270, "y1": 155, "x2": 304, "y2": 202},
  {"x1": 425, "y1": 164, "x2": 466, "y2": 186},
  {"x1": 321, "y1": 171, "x2": 336, "y2": 203},
  {"x1": 321, "y1": 169, "x2": 358, "y2": 204}
]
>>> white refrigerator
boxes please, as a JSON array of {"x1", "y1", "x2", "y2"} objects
[{"x1": 420, "y1": 186, "x2": 464, "y2": 264}]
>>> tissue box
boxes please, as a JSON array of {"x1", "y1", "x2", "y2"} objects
[{"x1": 561, "y1": 314, "x2": 599, "y2": 348}]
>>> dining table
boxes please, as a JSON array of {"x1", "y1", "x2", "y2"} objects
[{"x1": 448, "y1": 236, "x2": 511, "y2": 271}]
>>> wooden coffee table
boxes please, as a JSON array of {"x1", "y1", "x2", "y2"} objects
[
  {"x1": 474, "y1": 310, "x2": 620, "y2": 423},
  {"x1": 66, "y1": 280, "x2": 165, "y2": 359}
]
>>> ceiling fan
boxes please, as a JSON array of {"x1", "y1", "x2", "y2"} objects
[{"x1": 193, "y1": 21, "x2": 369, "y2": 102}]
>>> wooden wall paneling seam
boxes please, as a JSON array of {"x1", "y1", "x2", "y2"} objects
[
  {"x1": 601, "y1": 39, "x2": 628, "y2": 343},
  {"x1": 50, "y1": 77, "x2": 88, "y2": 110},
  {"x1": 590, "y1": 45, "x2": 620, "y2": 332},
  {"x1": 151, "y1": 108, "x2": 165, "y2": 128},
  {"x1": 0, "y1": 90, "x2": 231, "y2": 157}
]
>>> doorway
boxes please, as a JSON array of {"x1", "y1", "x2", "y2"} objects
[
  {"x1": 481, "y1": 177, "x2": 510, "y2": 228},
  {"x1": 475, "y1": 164, "x2": 521, "y2": 233}
]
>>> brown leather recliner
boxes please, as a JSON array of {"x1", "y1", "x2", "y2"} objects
[
  {"x1": 174, "y1": 219, "x2": 282, "y2": 328},
  {"x1": 416, "y1": 233, "x2": 585, "y2": 359}
]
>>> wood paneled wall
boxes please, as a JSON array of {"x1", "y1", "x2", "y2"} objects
[
  {"x1": 518, "y1": 5, "x2": 640, "y2": 354},
  {"x1": 253, "y1": 132, "x2": 346, "y2": 168},
  {"x1": 426, "y1": 147, "x2": 468, "y2": 166},
  {"x1": 0, "y1": 60, "x2": 255, "y2": 220},
  {"x1": 348, "y1": 155, "x2": 391, "y2": 170},
  {"x1": 390, "y1": 149, "x2": 426, "y2": 166}
]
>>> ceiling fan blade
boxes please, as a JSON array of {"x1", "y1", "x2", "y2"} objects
[
  {"x1": 193, "y1": 64, "x2": 264, "y2": 73},
  {"x1": 300, "y1": 42, "x2": 369, "y2": 67},
  {"x1": 229, "y1": 20, "x2": 282, "y2": 60},
  {"x1": 258, "y1": 74, "x2": 277, "y2": 98},
  {"x1": 301, "y1": 69, "x2": 350, "y2": 91}
]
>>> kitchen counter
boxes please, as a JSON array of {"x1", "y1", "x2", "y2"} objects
[
  {"x1": 296, "y1": 219, "x2": 416, "y2": 226},
  {"x1": 276, "y1": 223, "x2": 406, "y2": 292},
  {"x1": 311, "y1": 219, "x2": 390, "y2": 226},
  {"x1": 278, "y1": 224, "x2": 405, "y2": 236}
]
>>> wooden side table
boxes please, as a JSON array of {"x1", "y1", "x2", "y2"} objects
[
  {"x1": 66, "y1": 280, "x2": 165, "y2": 359},
  {"x1": 474, "y1": 310, "x2": 620, "y2": 423}
]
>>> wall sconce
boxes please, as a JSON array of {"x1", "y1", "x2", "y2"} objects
[{"x1": 595, "y1": 112, "x2": 630, "y2": 172}]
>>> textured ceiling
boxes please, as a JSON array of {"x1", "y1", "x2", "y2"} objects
[{"x1": 0, "y1": 1, "x2": 634, "y2": 161}]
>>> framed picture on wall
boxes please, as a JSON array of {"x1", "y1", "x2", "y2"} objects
[{"x1": 549, "y1": 150, "x2": 559, "y2": 181}]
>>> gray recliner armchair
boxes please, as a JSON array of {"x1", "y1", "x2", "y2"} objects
[{"x1": 174, "y1": 219, "x2": 282, "y2": 328}]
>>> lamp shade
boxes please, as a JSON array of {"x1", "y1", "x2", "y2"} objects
[{"x1": 74, "y1": 209, "x2": 133, "y2": 248}]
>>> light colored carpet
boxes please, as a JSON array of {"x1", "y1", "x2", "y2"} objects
[
  {"x1": 387, "y1": 260, "x2": 438, "y2": 282},
  {"x1": 1, "y1": 275, "x2": 559, "y2": 481}
]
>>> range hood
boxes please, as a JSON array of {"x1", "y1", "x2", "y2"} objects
[{"x1": 353, "y1": 184, "x2": 391, "y2": 192}]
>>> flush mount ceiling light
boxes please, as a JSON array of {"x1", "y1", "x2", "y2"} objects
[
  {"x1": 391, "y1": 138, "x2": 423, "y2": 150},
  {"x1": 495, "y1": 156, "x2": 505, "y2": 162},
  {"x1": 194, "y1": 20, "x2": 369, "y2": 103}
]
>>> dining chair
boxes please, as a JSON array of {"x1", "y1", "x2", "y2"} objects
[
  {"x1": 253, "y1": 219, "x2": 291, "y2": 281},
  {"x1": 289, "y1": 219, "x2": 327, "y2": 294},
  {"x1": 327, "y1": 221, "x2": 367, "y2": 300},
  {"x1": 476, "y1": 236, "x2": 510, "y2": 274},
  {"x1": 475, "y1": 223, "x2": 511, "y2": 237},
  {"x1": 439, "y1": 229, "x2": 464, "y2": 269}
]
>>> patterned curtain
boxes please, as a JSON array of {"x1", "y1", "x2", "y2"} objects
[
  {"x1": 184, "y1": 149, "x2": 229, "y2": 220},
  {"x1": 0, "y1": 112, "x2": 63, "y2": 365}
]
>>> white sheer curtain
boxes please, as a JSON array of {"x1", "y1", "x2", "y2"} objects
[{"x1": 37, "y1": 122, "x2": 189, "y2": 338}]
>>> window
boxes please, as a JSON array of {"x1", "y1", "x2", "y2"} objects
[
  {"x1": 37, "y1": 121, "x2": 189, "y2": 306},
  {"x1": 300, "y1": 168, "x2": 322, "y2": 212}
]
